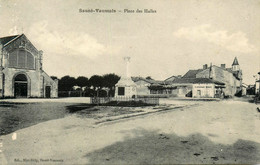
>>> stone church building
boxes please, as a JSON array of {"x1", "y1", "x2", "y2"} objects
[{"x1": 0, "y1": 34, "x2": 58, "y2": 98}]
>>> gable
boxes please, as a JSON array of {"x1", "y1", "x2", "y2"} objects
[
  {"x1": 0, "y1": 35, "x2": 19, "y2": 45},
  {"x1": 3, "y1": 34, "x2": 39, "y2": 56}
]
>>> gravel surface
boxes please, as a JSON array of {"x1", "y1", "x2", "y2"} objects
[{"x1": 0, "y1": 99, "x2": 260, "y2": 164}]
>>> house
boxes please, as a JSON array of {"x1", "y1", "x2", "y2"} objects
[
  {"x1": 0, "y1": 34, "x2": 58, "y2": 98},
  {"x1": 241, "y1": 83, "x2": 247, "y2": 96},
  {"x1": 132, "y1": 77, "x2": 174, "y2": 97},
  {"x1": 170, "y1": 78, "x2": 225, "y2": 98},
  {"x1": 168, "y1": 57, "x2": 242, "y2": 98}
]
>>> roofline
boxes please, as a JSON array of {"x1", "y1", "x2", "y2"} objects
[
  {"x1": 42, "y1": 70, "x2": 57, "y2": 82},
  {"x1": 3, "y1": 34, "x2": 23, "y2": 47},
  {"x1": 3, "y1": 34, "x2": 39, "y2": 52},
  {"x1": 165, "y1": 75, "x2": 177, "y2": 81},
  {"x1": 170, "y1": 78, "x2": 225, "y2": 85}
]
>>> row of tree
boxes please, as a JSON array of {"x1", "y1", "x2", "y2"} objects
[{"x1": 51, "y1": 73, "x2": 121, "y2": 97}]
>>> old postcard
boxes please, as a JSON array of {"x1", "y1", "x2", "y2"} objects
[{"x1": 0, "y1": 0, "x2": 260, "y2": 164}]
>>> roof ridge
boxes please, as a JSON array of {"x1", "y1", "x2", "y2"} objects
[
  {"x1": 3, "y1": 34, "x2": 23, "y2": 46},
  {"x1": 0, "y1": 34, "x2": 19, "y2": 39}
]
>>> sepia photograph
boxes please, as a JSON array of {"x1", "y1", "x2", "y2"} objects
[{"x1": 0, "y1": 0, "x2": 260, "y2": 164}]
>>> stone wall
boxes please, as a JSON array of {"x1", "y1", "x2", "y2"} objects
[
  {"x1": 0, "y1": 35, "x2": 58, "y2": 98},
  {"x1": 42, "y1": 71, "x2": 58, "y2": 97},
  {"x1": 2, "y1": 68, "x2": 41, "y2": 97},
  {"x1": 192, "y1": 83, "x2": 215, "y2": 98}
]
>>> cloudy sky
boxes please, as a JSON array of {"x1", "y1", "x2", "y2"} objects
[{"x1": 0, "y1": 0, "x2": 259, "y2": 84}]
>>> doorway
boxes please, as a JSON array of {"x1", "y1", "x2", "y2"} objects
[
  {"x1": 14, "y1": 74, "x2": 28, "y2": 98},
  {"x1": 45, "y1": 86, "x2": 51, "y2": 98}
]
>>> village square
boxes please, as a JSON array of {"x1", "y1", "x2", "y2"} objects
[{"x1": 1, "y1": 0, "x2": 260, "y2": 164}]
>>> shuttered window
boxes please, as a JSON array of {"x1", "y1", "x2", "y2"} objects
[
  {"x1": 18, "y1": 50, "x2": 26, "y2": 68},
  {"x1": 9, "y1": 51, "x2": 18, "y2": 68},
  {"x1": 27, "y1": 53, "x2": 34, "y2": 69},
  {"x1": 8, "y1": 50, "x2": 35, "y2": 69}
]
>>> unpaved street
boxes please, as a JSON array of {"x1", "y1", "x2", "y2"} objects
[{"x1": 1, "y1": 100, "x2": 260, "y2": 164}]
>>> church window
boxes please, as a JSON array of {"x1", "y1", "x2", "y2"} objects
[{"x1": 9, "y1": 49, "x2": 35, "y2": 69}]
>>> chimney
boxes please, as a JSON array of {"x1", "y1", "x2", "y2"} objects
[
  {"x1": 177, "y1": 75, "x2": 182, "y2": 78},
  {"x1": 221, "y1": 64, "x2": 226, "y2": 69},
  {"x1": 203, "y1": 64, "x2": 208, "y2": 69}
]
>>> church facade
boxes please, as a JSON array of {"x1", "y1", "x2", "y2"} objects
[{"x1": 0, "y1": 34, "x2": 58, "y2": 98}]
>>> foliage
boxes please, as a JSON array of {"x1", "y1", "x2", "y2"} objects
[
  {"x1": 103, "y1": 73, "x2": 120, "y2": 89},
  {"x1": 98, "y1": 90, "x2": 108, "y2": 97},
  {"x1": 76, "y1": 76, "x2": 89, "y2": 88},
  {"x1": 89, "y1": 75, "x2": 104, "y2": 90},
  {"x1": 58, "y1": 75, "x2": 76, "y2": 91},
  {"x1": 58, "y1": 73, "x2": 120, "y2": 97}
]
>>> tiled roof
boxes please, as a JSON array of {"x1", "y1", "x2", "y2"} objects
[
  {"x1": 165, "y1": 75, "x2": 177, "y2": 81},
  {"x1": 232, "y1": 57, "x2": 239, "y2": 65},
  {"x1": 131, "y1": 77, "x2": 168, "y2": 85},
  {"x1": 226, "y1": 68, "x2": 233, "y2": 73},
  {"x1": 0, "y1": 35, "x2": 20, "y2": 46},
  {"x1": 182, "y1": 69, "x2": 203, "y2": 78},
  {"x1": 171, "y1": 78, "x2": 225, "y2": 85}
]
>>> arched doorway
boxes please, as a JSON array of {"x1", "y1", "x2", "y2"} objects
[{"x1": 14, "y1": 74, "x2": 28, "y2": 97}]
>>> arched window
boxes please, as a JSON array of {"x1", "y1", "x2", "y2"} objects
[{"x1": 9, "y1": 49, "x2": 35, "y2": 69}]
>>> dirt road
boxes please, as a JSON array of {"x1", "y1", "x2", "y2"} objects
[{"x1": 1, "y1": 100, "x2": 260, "y2": 164}]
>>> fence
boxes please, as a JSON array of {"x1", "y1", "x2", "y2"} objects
[
  {"x1": 90, "y1": 97, "x2": 159, "y2": 105},
  {"x1": 58, "y1": 91, "x2": 95, "y2": 97},
  {"x1": 90, "y1": 97, "x2": 112, "y2": 104}
]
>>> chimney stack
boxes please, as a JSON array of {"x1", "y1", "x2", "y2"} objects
[
  {"x1": 203, "y1": 64, "x2": 208, "y2": 69},
  {"x1": 221, "y1": 64, "x2": 226, "y2": 69}
]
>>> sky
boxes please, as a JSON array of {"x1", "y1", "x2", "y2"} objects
[{"x1": 0, "y1": 0, "x2": 259, "y2": 84}]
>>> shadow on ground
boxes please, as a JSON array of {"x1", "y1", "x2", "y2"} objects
[
  {"x1": 66, "y1": 103, "x2": 95, "y2": 113},
  {"x1": 85, "y1": 129, "x2": 260, "y2": 164},
  {"x1": 0, "y1": 102, "x2": 72, "y2": 136}
]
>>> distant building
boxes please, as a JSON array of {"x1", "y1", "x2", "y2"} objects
[
  {"x1": 0, "y1": 34, "x2": 58, "y2": 98},
  {"x1": 114, "y1": 57, "x2": 243, "y2": 98},
  {"x1": 167, "y1": 57, "x2": 243, "y2": 98},
  {"x1": 256, "y1": 71, "x2": 260, "y2": 95},
  {"x1": 169, "y1": 78, "x2": 225, "y2": 98},
  {"x1": 164, "y1": 75, "x2": 182, "y2": 82},
  {"x1": 132, "y1": 77, "x2": 173, "y2": 97}
]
